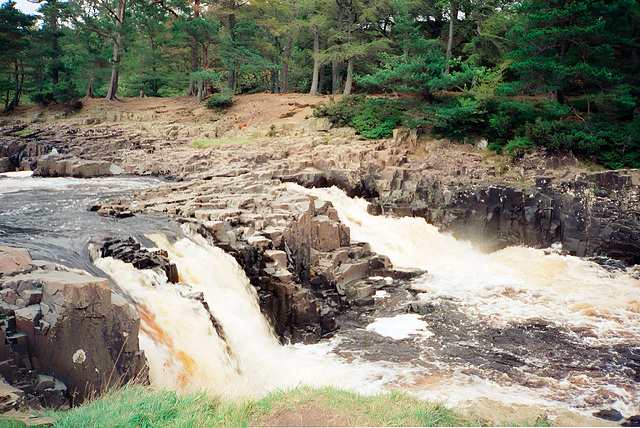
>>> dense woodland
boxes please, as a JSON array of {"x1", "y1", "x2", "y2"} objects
[{"x1": 2, "y1": 0, "x2": 640, "y2": 168}]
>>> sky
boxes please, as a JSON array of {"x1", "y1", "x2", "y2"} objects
[{"x1": 12, "y1": 0, "x2": 43, "y2": 15}]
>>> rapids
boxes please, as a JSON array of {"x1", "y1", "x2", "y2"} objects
[
  {"x1": 3, "y1": 173, "x2": 639, "y2": 419},
  {"x1": 294, "y1": 184, "x2": 640, "y2": 417}
]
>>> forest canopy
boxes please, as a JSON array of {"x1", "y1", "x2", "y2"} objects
[{"x1": 2, "y1": 0, "x2": 640, "y2": 168}]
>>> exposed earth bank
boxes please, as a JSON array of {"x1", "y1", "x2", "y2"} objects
[{"x1": 1, "y1": 94, "x2": 639, "y2": 426}]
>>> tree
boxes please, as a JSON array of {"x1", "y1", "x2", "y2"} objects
[
  {"x1": 63, "y1": 0, "x2": 135, "y2": 100},
  {"x1": 507, "y1": 0, "x2": 635, "y2": 116},
  {"x1": 356, "y1": 11, "x2": 475, "y2": 98},
  {"x1": 0, "y1": 1, "x2": 35, "y2": 111}
]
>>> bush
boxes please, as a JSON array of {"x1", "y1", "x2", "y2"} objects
[
  {"x1": 205, "y1": 94, "x2": 233, "y2": 110},
  {"x1": 504, "y1": 136, "x2": 533, "y2": 157},
  {"x1": 315, "y1": 95, "x2": 404, "y2": 139},
  {"x1": 313, "y1": 94, "x2": 367, "y2": 127},
  {"x1": 430, "y1": 97, "x2": 486, "y2": 141},
  {"x1": 352, "y1": 98, "x2": 405, "y2": 139}
]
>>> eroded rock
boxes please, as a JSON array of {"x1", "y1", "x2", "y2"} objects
[{"x1": 0, "y1": 251, "x2": 147, "y2": 406}]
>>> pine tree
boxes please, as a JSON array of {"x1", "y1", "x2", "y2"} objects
[{"x1": 507, "y1": 0, "x2": 635, "y2": 117}]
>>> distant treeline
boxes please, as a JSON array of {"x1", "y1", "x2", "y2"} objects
[{"x1": 2, "y1": 0, "x2": 640, "y2": 167}]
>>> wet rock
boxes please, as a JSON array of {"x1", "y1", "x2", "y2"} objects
[
  {"x1": 98, "y1": 237, "x2": 178, "y2": 283},
  {"x1": 622, "y1": 416, "x2": 640, "y2": 427},
  {"x1": 593, "y1": 409, "x2": 623, "y2": 422},
  {"x1": 0, "y1": 253, "x2": 147, "y2": 405}
]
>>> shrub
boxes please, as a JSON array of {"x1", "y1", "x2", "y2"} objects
[
  {"x1": 205, "y1": 94, "x2": 233, "y2": 110},
  {"x1": 430, "y1": 97, "x2": 486, "y2": 141},
  {"x1": 313, "y1": 94, "x2": 367, "y2": 127},
  {"x1": 315, "y1": 95, "x2": 404, "y2": 139},
  {"x1": 352, "y1": 98, "x2": 405, "y2": 139},
  {"x1": 504, "y1": 136, "x2": 533, "y2": 157}
]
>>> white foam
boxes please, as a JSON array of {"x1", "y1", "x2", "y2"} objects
[{"x1": 366, "y1": 314, "x2": 433, "y2": 340}]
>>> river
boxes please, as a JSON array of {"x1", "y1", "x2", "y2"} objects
[{"x1": 1, "y1": 173, "x2": 638, "y2": 420}]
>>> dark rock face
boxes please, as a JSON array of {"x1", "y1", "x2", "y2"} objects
[
  {"x1": 0, "y1": 139, "x2": 52, "y2": 172},
  {"x1": 291, "y1": 166, "x2": 640, "y2": 264},
  {"x1": 593, "y1": 409, "x2": 623, "y2": 422},
  {"x1": 97, "y1": 237, "x2": 178, "y2": 283},
  {"x1": 0, "y1": 246, "x2": 147, "y2": 407}
]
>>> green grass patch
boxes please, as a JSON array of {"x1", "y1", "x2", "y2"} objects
[
  {"x1": 193, "y1": 138, "x2": 256, "y2": 149},
  {"x1": 10, "y1": 129, "x2": 34, "y2": 137},
  {"x1": 253, "y1": 386, "x2": 474, "y2": 427},
  {"x1": 15, "y1": 384, "x2": 480, "y2": 427}
]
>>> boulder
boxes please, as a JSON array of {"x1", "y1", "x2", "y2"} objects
[
  {"x1": 0, "y1": 260, "x2": 147, "y2": 405},
  {"x1": 34, "y1": 155, "x2": 116, "y2": 178},
  {"x1": 0, "y1": 247, "x2": 33, "y2": 277}
]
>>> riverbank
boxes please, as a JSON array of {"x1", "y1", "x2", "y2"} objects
[{"x1": 1, "y1": 95, "x2": 639, "y2": 426}]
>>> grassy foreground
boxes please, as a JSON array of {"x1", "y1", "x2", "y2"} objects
[{"x1": 0, "y1": 385, "x2": 475, "y2": 427}]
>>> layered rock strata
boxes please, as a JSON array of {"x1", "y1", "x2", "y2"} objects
[
  {"x1": 0, "y1": 246, "x2": 147, "y2": 407},
  {"x1": 95, "y1": 178, "x2": 408, "y2": 343}
]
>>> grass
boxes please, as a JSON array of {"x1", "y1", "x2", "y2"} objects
[
  {"x1": 193, "y1": 137, "x2": 257, "y2": 149},
  {"x1": 10, "y1": 129, "x2": 34, "y2": 137},
  {"x1": 0, "y1": 385, "x2": 479, "y2": 427}
]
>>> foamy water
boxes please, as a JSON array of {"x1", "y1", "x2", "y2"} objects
[
  {"x1": 296, "y1": 185, "x2": 640, "y2": 343},
  {"x1": 94, "y1": 230, "x2": 410, "y2": 398},
  {"x1": 292, "y1": 184, "x2": 640, "y2": 415}
]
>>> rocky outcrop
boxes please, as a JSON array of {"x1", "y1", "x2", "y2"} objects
[
  {"x1": 34, "y1": 154, "x2": 123, "y2": 178},
  {"x1": 0, "y1": 246, "x2": 147, "y2": 407},
  {"x1": 0, "y1": 139, "x2": 52, "y2": 172},
  {"x1": 96, "y1": 237, "x2": 178, "y2": 283},
  {"x1": 96, "y1": 177, "x2": 401, "y2": 343},
  {"x1": 361, "y1": 168, "x2": 640, "y2": 264}
]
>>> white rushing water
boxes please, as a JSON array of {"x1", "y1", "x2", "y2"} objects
[
  {"x1": 296, "y1": 185, "x2": 640, "y2": 343},
  {"x1": 94, "y1": 230, "x2": 406, "y2": 398},
  {"x1": 89, "y1": 181, "x2": 639, "y2": 417},
  {"x1": 291, "y1": 184, "x2": 640, "y2": 415}
]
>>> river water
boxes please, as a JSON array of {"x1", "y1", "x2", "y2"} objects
[{"x1": 1, "y1": 174, "x2": 639, "y2": 419}]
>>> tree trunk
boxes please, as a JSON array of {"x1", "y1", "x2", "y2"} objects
[
  {"x1": 343, "y1": 57, "x2": 354, "y2": 96},
  {"x1": 150, "y1": 37, "x2": 159, "y2": 97},
  {"x1": 271, "y1": 68, "x2": 279, "y2": 93},
  {"x1": 280, "y1": 35, "x2": 293, "y2": 94},
  {"x1": 105, "y1": 34, "x2": 121, "y2": 101},
  {"x1": 227, "y1": 13, "x2": 236, "y2": 93},
  {"x1": 187, "y1": 0, "x2": 200, "y2": 96},
  {"x1": 196, "y1": 79, "x2": 205, "y2": 103},
  {"x1": 86, "y1": 81, "x2": 94, "y2": 99},
  {"x1": 309, "y1": 24, "x2": 320, "y2": 96},
  {"x1": 445, "y1": 1, "x2": 457, "y2": 75},
  {"x1": 6, "y1": 60, "x2": 24, "y2": 111},
  {"x1": 105, "y1": 0, "x2": 126, "y2": 101},
  {"x1": 279, "y1": 1, "x2": 295, "y2": 94},
  {"x1": 332, "y1": 59, "x2": 342, "y2": 94}
]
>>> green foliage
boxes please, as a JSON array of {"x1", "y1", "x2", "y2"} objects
[
  {"x1": 315, "y1": 95, "x2": 404, "y2": 139},
  {"x1": 352, "y1": 98, "x2": 405, "y2": 139},
  {"x1": 205, "y1": 94, "x2": 234, "y2": 110},
  {"x1": 504, "y1": 136, "x2": 533, "y2": 158},
  {"x1": 356, "y1": 37, "x2": 477, "y2": 97},
  {"x1": 430, "y1": 97, "x2": 487, "y2": 141},
  {"x1": 314, "y1": 94, "x2": 367, "y2": 127}
]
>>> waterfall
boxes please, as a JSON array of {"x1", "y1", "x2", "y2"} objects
[
  {"x1": 89, "y1": 181, "x2": 639, "y2": 416},
  {"x1": 94, "y1": 229, "x2": 402, "y2": 398},
  {"x1": 291, "y1": 184, "x2": 640, "y2": 415}
]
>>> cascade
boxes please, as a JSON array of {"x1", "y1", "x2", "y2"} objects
[
  {"x1": 292, "y1": 184, "x2": 640, "y2": 415},
  {"x1": 94, "y1": 229, "x2": 402, "y2": 398}
]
